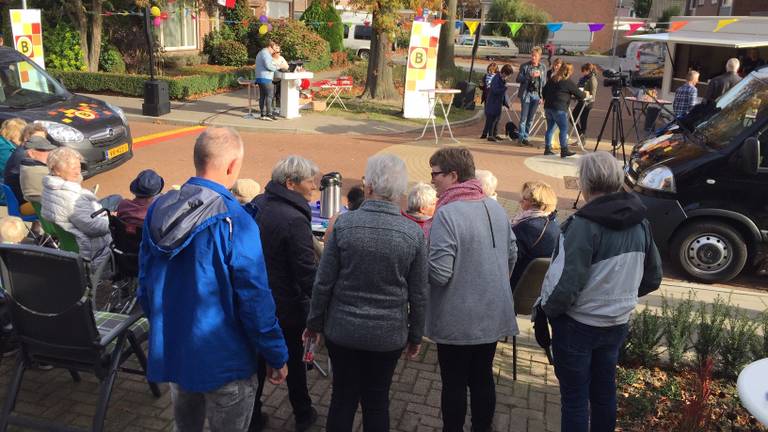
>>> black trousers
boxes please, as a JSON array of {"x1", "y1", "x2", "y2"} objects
[
  {"x1": 437, "y1": 343, "x2": 498, "y2": 432},
  {"x1": 481, "y1": 113, "x2": 500, "y2": 137},
  {"x1": 252, "y1": 324, "x2": 313, "y2": 426},
  {"x1": 325, "y1": 338, "x2": 403, "y2": 432},
  {"x1": 572, "y1": 102, "x2": 592, "y2": 135},
  {"x1": 257, "y1": 81, "x2": 274, "y2": 116}
]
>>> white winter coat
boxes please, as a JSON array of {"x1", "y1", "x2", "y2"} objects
[{"x1": 41, "y1": 175, "x2": 112, "y2": 271}]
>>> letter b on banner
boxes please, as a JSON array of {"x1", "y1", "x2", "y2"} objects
[
  {"x1": 409, "y1": 47, "x2": 428, "y2": 69},
  {"x1": 15, "y1": 36, "x2": 33, "y2": 57}
]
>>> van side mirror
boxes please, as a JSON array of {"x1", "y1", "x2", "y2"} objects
[{"x1": 734, "y1": 137, "x2": 759, "y2": 175}]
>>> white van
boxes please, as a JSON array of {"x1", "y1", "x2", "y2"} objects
[
  {"x1": 548, "y1": 23, "x2": 593, "y2": 53},
  {"x1": 342, "y1": 24, "x2": 372, "y2": 59},
  {"x1": 454, "y1": 36, "x2": 519, "y2": 59}
]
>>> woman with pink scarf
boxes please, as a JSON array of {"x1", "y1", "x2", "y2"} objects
[
  {"x1": 426, "y1": 147, "x2": 518, "y2": 432},
  {"x1": 509, "y1": 181, "x2": 560, "y2": 290}
]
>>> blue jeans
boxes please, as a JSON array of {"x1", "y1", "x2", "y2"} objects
[
  {"x1": 519, "y1": 97, "x2": 540, "y2": 140},
  {"x1": 550, "y1": 315, "x2": 628, "y2": 432},
  {"x1": 545, "y1": 109, "x2": 569, "y2": 154}
]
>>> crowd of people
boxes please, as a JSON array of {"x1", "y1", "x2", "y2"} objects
[
  {"x1": 90, "y1": 125, "x2": 661, "y2": 432},
  {"x1": 480, "y1": 47, "x2": 598, "y2": 159}
]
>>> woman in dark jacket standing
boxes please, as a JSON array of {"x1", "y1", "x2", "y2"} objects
[
  {"x1": 542, "y1": 63, "x2": 585, "y2": 158},
  {"x1": 481, "y1": 64, "x2": 514, "y2": 142},
  {"x1": 510, "y1": 181, "x2": 560, "y2": 290},
  {"x1": 304, "y1": 154, "x2": 428, "y2": 432},
  {"x1": 573, "y1": 63, "x2": 598, "y2": 143}
]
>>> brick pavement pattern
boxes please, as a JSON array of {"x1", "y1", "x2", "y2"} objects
[{"x1": 0, "y1": 331, "x2": 561, "y2": 432}]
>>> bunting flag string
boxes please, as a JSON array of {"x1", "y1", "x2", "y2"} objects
[
  {"x1": 546, "y1": 22, "x2": 563, "y2": 33},
  {"x1": 506, "y1": 22, "x2": 523, "y2": 36},
  {"x1": 588, "y1": 23, "x2": 605, "y2": 33},
  {"x1": 625, "y1": 22, "x2": 644, "y2": 36},
  {"x1": 669, "y1": 21, "x2": 688, "y2": 32},
  {"x1": 713, "y1": 18, "x2": 738, "y2": 32},
  {"x1": 464, "y1": 20, "x2": 480, "y2": 36}
]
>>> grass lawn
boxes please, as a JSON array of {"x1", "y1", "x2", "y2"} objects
[{"x1": 313, "y1": 94, "x2": 479, "y2": 127}]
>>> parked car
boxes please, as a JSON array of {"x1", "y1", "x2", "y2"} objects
[
  {"x1": 343, "y1": 24, "x2": 372, "y2": 59},
  {"x1": 454, "y1": 36, "x2": 519, "y2": 59},
  {"x1": 0, "y1": 47, "x2": 132, "y2": 178},
  {"x1": 624, "y1": 66, "x2": 768, "y2": 283}
]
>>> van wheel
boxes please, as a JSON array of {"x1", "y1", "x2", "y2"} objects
[
  {"x1": 670, "y1": 221, "x2": 748, "y2": 283},
  {"x1": 358, "y1": 50, "x2": 370, "y2": 60}
]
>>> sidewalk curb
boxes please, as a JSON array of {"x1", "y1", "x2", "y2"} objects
[{"x1": 126, "y1": 105, "x2": 484, "y2": 136}]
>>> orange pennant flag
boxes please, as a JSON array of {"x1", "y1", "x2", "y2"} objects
[{"x1": 669, "y1": 21, "x2": 688, "y2": 32}]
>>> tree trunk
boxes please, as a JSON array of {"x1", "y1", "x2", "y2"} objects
[
  {"x1": 88, "y1": 0, "x2": 103, "y2": 72},
  {"x1": 437, "y1": 0, "x2": 457, "y2": 73},
  {"x1": 361, "y1": 13, "x2": 397, "y2": 100},
  {"x1": 66, "y1": 0, "x2": 91, "y2": 71}
]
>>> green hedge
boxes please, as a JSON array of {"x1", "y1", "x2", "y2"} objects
[{"x1": 49, "y1": 67, "x2": 254, "y2": 100}]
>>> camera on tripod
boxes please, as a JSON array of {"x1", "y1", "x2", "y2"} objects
[{"x1": 602, "y1": 69, "x2": 631, "y2": 89}]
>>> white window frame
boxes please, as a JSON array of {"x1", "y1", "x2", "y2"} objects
[
  {"x1": 266, "y1": 0, "x2": 291, "y2": 19},
  {"x1": 159, "y1": 1, "x2": 199, "y2": 51}
]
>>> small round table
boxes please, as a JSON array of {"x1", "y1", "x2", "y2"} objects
[
  {"x1": 737, "y1": 357, "x2": 768, "y2": 425},
  {"x1": 416, "y1": 89, "x2": 462, "y2": 144},
  {"x1": 237, "y1": 77, "x2": 257, "y2": 120}
]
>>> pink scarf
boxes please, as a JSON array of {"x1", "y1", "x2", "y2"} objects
[{"x1": 435, "y1": 178, "x2": 486, "y2": 212}]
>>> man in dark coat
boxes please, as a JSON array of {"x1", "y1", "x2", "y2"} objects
[
  {"x1": 704, "y1": 58, "x2": 742, "y2": 104},
  {"x1": 246, "y1": 155, "x2": 320, "y2": 432}
]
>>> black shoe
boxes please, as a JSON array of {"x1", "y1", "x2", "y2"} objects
[
  {"x1": 521, "y1": 138, "x2": 530, "y2": 146},
  {"x1": 269, "y1": 115, "x2": 279, "y2": 121},
  {"x1": 249, "y1": 412, "x2": 268, "y2": 432},
  {"x1": 480, "y1": 134, "x2": 487, "y2": 139},
  {"x1": 494, "y1": 135, "x2": 506, "y2": 141},
  {"x1": 487, "y1": 137, "x2": 498, "y2": 142},
  {"x1": 295, "y1": 407, "x2": 318, "y2": 432},
  {"x1": 561, "y1": 150, "x2": 576, "y2": 158},
  {"x1": 543, "y1": 150, "x2": 555, "y2": 156}
]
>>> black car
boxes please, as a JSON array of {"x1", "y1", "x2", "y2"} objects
[
  {"x1": 625, "y1": 66, "x2": 768, "y2": 283},
  {"x1": 0, "y1": 47, "x2": 132, "y2": 178}
]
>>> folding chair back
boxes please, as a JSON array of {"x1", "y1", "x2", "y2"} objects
[
  {"x1": 108, "y1": 215, "x2": 141, "y2": 278},
  {"x1": 53, "y1": 223, "x2": 80, "y2": 253},
  {"x1": 30, "y1": 201, "x2": 57, "y2": 237},
  {"x1": 512, "y1": 258, "x2": 551, "y2": 316},
  {"x1": 0, "y1": 244, "x2": 99, "y2": 363},
  {"x1": 1, "y1": 184, "x2": 36, "y2": 223}
]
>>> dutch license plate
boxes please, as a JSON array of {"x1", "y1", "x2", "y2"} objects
[{"x1": 105, "y1": 143, "x2": 129, "y2": 160}]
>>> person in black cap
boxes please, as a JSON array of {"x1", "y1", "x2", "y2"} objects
[
  {"x1": 116, "y1": 169, "x2": 164, "y2": 233},
  {"x1": 19, "y1": 135, "x2": 58, "y2": 207}
]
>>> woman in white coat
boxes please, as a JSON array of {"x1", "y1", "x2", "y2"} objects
[{"x1": 41, "y1": 147, "x2": 112, "y2": 275}]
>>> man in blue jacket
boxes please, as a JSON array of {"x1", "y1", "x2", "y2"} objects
[{"x1": 137, "y1": 127, "x2": 288, "y2": 432}]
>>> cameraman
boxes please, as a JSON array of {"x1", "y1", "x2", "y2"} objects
[{"x1": 516, "y1": 47, "x2": 548, "y2": 146}]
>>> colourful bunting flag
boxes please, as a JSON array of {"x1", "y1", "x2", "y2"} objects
[
  {"x1": 669, "y1": 21, "x2": 688, "y2": 32},
  {"x1": 588, "y1": 23, "x2": 604, "y2": 32},
  {"x1": 432, "y1": 19, "x2": 446, "y2": 26},
  {"x1": 713, "y1": 18, "x2": 738, "y2": 32},
  {"x1": 454, "y1": 20, "x2": 463, "y2": 30},
  {"x1": 507, "y1": 22, "x2": 523, "y2": 36},
  {"x1": 217, "y1": 0, "x2": 235, "y2": 8},
  {"x1": 546, "y1": 22, "x2": 563, "y2": 33},
  {"x1": 465, "y1": 20, "x2": 480, "y2": 35},
  {"x1": 626, "y1": 23, "x2": 643, "y2": 36}
]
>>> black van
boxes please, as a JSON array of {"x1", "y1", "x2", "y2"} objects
[
  {"x1": 624, "y1": 66, "x2": 768, "y2": 283},
  {"x1": 0, "y1": 47, "x2": 132, "y2": 178}
]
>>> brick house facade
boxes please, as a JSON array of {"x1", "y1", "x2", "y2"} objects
[{"x1": 684, "y1": 0, "x2": 768, "y2": 16}]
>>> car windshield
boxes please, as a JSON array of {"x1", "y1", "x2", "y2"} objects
[
  {"x1": 695, "y1": 68, "x2": 768, "y2": 149},
  {"x1": 0, "y1": 58, "x2": 70, "y2": 109}
]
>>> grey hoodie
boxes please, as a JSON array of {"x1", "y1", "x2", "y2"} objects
[{"x1": 427, "y1": 198, "x2": 519, "y2": 345}]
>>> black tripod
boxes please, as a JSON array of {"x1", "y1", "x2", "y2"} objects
[{"x1": 572, "y1": 85, "x2": 628, "y2": 209}]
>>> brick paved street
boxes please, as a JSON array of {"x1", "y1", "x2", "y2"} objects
[{"x1": 0, "y1": 321, "x2": 560, "y2": 432}]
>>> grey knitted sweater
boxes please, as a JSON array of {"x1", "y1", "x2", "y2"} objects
[{"x1": 306, "y1": 199, "x2": 428, "y2": 352}]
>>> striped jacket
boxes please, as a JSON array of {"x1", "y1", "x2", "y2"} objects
[{"x1": 538, "y1": 192, "x2": 662, "y2": 327}]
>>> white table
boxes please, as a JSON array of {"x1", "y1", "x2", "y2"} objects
[
  {"x1": 566, "y1": 96, "x2": 594, "y2": 152},
  {"x1": 738, "y1": 358, "x2": 768, "y2": 425},
  {"x1": 274, "y1": 71, "x2": 314, "y2": 119},
  {"x1": 416, "y1": 89, "x2": 461, "y2": 144},
  {"x1": 321, "y1": 84, "x2": 353, "y2": 111}
]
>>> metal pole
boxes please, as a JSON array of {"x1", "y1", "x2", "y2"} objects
[
  {"x1": 144, "y1": 7, "x2": 156, "y2": 81},
  {"x1": 21, "y1": 0, "x2": 27, "y2": 9},
  {"x1": 611, "y1": 0, "x2": 622, "y2": 70}
]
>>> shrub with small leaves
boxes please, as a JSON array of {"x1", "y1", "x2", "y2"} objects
[
  {"x1": 753, "y1": 311, "x2": 768, "y2": 360},
  {"x1": 43, "y1": 23, "x2": 85, "y2": 71},
  {"x1": 661, "y1": 293, "x2": 696, "y2": 370},
  {"x1": 718, "y1": 308, "x2": 759, "y2": 379},
  {"x1": 211, "y1": 40, "x2": 249, "y2": 67},
  {"x1": 250, "y1": 20, "x2": 331, "y2": 72},
  {"x1": 693, "y1": 296, "x2": 730, "y2": 368},
  {"x1": 99, "y1": 45, "x2": 126, "y2": 74},
  {"x1": 203, "y1": 27, "x2": 237, "y2": 58},
  {"x1": 622, "y1": 306, "x2": 664, "y2": 366}
]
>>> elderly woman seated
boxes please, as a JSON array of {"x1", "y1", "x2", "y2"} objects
[
  {"x1": 402, "y1": 182, "x2": 437, "y2": 235},
  {"x1": 41, "y1": 147, "x2": 112, "y2": 273},
  {"x1": 509, "y1": 181, "x2": 560, "y2": 289}
]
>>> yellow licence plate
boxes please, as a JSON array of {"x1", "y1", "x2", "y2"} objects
[{"x1": 105, "y1": 143, "x2": 129, "y2": 159}]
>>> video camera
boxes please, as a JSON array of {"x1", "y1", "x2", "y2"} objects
[{"x1": 602, "y1": 69, "x2": 631, "y2": 88}]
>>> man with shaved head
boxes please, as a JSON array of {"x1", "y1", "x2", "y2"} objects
[{"x1": 138, "y1": 127, "x2": 289, "y2": 432}]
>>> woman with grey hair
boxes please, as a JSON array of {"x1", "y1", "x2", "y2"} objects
[
  {"x1": 402, "y1": 182, "x2": 436, "y2": 236},
  {"x1": 41, "y1": 147, "x2": 112, "y2": 273},
  {"x1": 247, "y1": 154, "x2": 320, "y2": 430},
  {"x1": 305, "y1": 154, "x2": 428, "y2": 432},
  {"x1": 535, "y1": 151, "x2": 662, "y2": 431}
]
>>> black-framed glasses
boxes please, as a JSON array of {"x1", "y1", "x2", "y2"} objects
[{"x1": 430, "y1": 171, "x2": 447, "y2": 178}]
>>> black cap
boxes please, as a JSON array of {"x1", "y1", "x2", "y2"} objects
[
  {"x1": 25, "y1": 136, "x2": 57, "y2": 151},
  {"x1": 129, "y1": 169, "x2": 164, "y2": 198}
]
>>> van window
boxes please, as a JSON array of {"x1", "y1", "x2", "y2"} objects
[
  {"x1": 0, "y1": 58, "x2": 67, "y2": 108},
  {"x1": 344, "y1": 24, "x2": 349, "y2": 38},
  {"x1": 478, "y1": 39, "x2": 487, "y2": 46},
  {"x1": 488, "y1": 40, "x2": 509, "y2": 48},
  {"x1": 354, "y1": 26, "x2": 372, "y2": 41}
]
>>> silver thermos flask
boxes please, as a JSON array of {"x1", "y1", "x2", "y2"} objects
[{"x1": 320, "y1": 172, "x2": 342, "y2": 219}]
